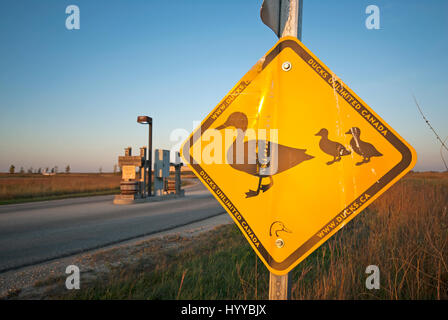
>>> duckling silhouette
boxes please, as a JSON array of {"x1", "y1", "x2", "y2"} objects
[
  {"x1": 345, "y1": 127, "x2": 383, "y2": 166},
  {"x1": 315, "y1": 128, "x2": 351, "y2": 165},
  {"x1": 269, "y1": 221, "x2": 292, "y2": 237},
  {"x1": 215, "y1": 112, "x2": 314, "y2": 198}
]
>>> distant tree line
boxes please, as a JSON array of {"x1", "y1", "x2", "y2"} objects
[
  {"x1": 8, "y1": 165, "x2": 71, "y2": 174},
  {"x1": 7, "y1": 164, "x2": 119, "y2": 174}
]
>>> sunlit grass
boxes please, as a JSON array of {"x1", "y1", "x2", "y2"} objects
[
  {"x1": 0, "y1": 172, "x2": 195, "y2": 204},
  {"x1": 0, "y1": 173, "x2": 121, "y2": 204}
]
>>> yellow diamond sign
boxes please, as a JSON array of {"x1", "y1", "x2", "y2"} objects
[{"x1": 180, "y1": 37, "x2": 417, "y2": 275}]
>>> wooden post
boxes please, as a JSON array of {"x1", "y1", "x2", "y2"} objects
[{"x1": 268, "y1": 0, "x2": 302, "y2": 300}]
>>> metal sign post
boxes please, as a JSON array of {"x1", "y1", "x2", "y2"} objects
[
  {"x1": 269, "y1": 272, "x2": 292, "y2": 300},
  {"x1": 261, "y1": 0, "x2": 303, "y2": 39},
  {"x1": 148, "y1": 119, "x2": 153, "y2": 197},
  {"x1": 137, "y1": 116, "x2": 153, "y2": 197},
  {"x1": 262, "y1": 0, "x2": 303, "y2": 301}
]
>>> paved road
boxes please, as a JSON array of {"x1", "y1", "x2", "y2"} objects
[{"x1": 0, "y1": 182, "x2": 224, "y2": 273}]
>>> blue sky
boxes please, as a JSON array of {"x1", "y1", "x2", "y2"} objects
[{"x1": 0, "y1": 0, "x2": 447, "y2": 172}]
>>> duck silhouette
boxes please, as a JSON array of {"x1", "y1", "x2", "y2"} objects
[
  {"x1": 269, "y1": 221, "x2": 292, "y2": 237},
  {"x1": 215, "y1": 112, "x2": 314, "y2": 198},
  {"x1": 315, "y1": 128, "x2": 351, "y2": 165},
  {"x1": 345, "y1": 127, "x2": 383, "y2": 166}
]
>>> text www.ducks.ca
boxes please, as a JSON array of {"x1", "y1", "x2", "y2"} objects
[{"x1": 316, "y1": 193, "x2": 371, "y2": 239}]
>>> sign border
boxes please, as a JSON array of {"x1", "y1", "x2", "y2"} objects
[{"x1": 181, "y1": 37, "x2": 417, "y2": 274}]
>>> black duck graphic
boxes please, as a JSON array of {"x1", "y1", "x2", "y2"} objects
[
  {"x1": 315, "y1": 128, "x2": 351, "y2": 165},
  {"x1": 269, "y1": 221, "x2": 292, "y2": 237},
  {"x1": 346, "y1": 127, "x2": 383, "y2": 166},
  {"x1": 215, "y1": 112, "x2": 314, "y2": 198}
]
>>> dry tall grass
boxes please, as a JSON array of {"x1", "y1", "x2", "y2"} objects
[
  {"x1": 0, "y1": 173, "x2": 121, "y2": 202},
  {"x1": 291, "y1": 171, "x2": 448, "y2": 299}
]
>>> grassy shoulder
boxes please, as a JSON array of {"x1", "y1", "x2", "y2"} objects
[
  {"x1": 37, "y1": 172, "x2": 447, "y2": 300},
  {"x1": 45, "y1": 224, "x2": 270, "y2": 300}
]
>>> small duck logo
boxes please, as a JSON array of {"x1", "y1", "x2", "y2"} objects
[{"x1": 269, "y1": 221, "x2": 292, "y2": 237}]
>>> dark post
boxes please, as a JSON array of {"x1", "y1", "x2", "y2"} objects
[
  {"x1": 137, "y1": 116, "x2": 153, "y2": 197},
  {"x1": 148, "y1": 118, "x2": 152, "y2": 197}
]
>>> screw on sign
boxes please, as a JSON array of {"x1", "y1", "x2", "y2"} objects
[{"x1": 180, "y1": 0, "x2": 417, "y2": 299}]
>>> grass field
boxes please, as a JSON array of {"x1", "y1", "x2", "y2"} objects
[
  {"x1": 0, "y1": 173, "x2": 121, "y2": 204},
  {"x1": 44, "y1": 171, "x2": 447, "y2": 300},
  {"x1": 0, "y1": 172, "x2": 195, "y2": 205}
]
